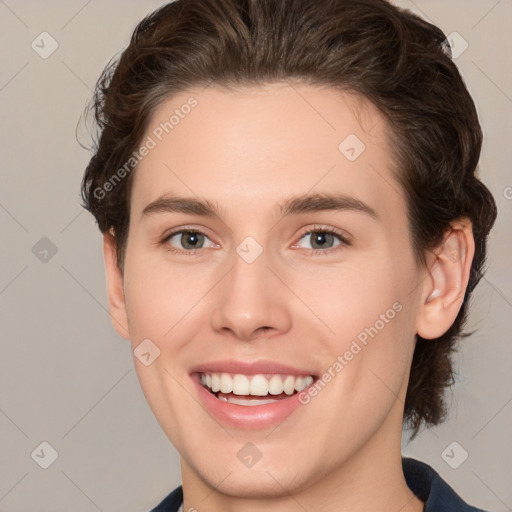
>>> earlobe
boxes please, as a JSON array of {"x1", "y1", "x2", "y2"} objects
[
  {"x1": 416, "y1": 220, "x2": 475, "y2": 340},
  {"x1": 103, "y1": 231, "x2": 130, "y2": 340}
]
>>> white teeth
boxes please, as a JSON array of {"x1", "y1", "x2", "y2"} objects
[
  {"x1": 211, "y1": 373, "x2": 220, "y2": 392},
  {"x1": 268, "y1": 375, "x2": 283, "y2": 395},
  {"x1": 284, "y1": 375, "x2": 296, "y2": 395},
  {"x1": 219, "y1": 373, "x2": 232, "y2": 394},
  {"x1": 224, "y1": 396, "x2": 280, "y2": 406},
  {"x1": 294, "y1": 377, "x2": 303, "y2": 391},
  {"x1": 200, "y1": 372, "x2": 314, "y2": 397},
  {"x1": 232, "y1": 374, "x2": 250, "y2": 395},
  {"x1": 250, "y1": 375, "x2": 270, "y2": 396}
]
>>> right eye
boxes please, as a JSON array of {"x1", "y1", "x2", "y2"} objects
[{"x1": 161, "y1": 229, "x2": 218, "y2": 254}]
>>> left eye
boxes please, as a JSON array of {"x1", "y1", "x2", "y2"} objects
[{"x1": 295, "y1": 230, "x2": 347, "y2": 250}]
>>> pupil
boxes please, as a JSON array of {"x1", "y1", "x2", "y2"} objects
[
  {"x1": 182, "y1": 231, "x2": 203, "y2": 250},
  {"x1": 311, "y1": 232, "x2": 333, "y2": 249}
]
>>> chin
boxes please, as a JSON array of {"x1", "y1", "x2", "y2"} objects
[{"x1": 204, "y1": 468, "x2": 308, "y2": 499}]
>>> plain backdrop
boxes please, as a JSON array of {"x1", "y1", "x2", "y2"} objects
[{"x1": 0, "y1": 1, "x2": 511, "y2": 511}]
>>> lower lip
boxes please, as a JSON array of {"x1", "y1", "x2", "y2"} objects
[{"x1": 191, "y1": 373, "x2": 312, "y2": 429}]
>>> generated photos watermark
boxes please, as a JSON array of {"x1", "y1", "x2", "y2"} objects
[
  {"x1": 298, "y1": 301, "x2": 403, "y2": 405},
  {"x1": 93, "y1": 97, "x2": 198, "y2": 200}
]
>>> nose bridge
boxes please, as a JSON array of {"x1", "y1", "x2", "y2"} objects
[
  {"x1": 210, "y1": 237, "x2": 292, "y2": 340},
  {"x1": 230, "y1": 242, "x2": 270, "y2": 303}
]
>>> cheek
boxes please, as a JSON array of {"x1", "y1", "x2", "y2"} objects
[
  {"x1": 304, "y1": 253, "x2": 418, "y2": 387},
  {"x1": 122, "y1": 252, "x2": 209, "y2": 340},
  {"x1": 290, "y1": 256, "x2": 404, "y2": 337}
]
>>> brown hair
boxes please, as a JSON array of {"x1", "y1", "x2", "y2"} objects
[{"x1": 81, "y1": 0, "x2": 497, "y2": 436}]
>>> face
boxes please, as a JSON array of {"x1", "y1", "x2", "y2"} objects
[{"x1": 107, "y1": 83, "x2": 430, "y2": 498}]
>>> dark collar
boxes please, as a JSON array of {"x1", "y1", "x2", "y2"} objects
[{"x1": 402, "y1": 457, "x2": 488, "y2": 511}]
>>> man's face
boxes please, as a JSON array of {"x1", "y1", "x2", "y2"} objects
[{"x1": 112, "y1": 83, "x2": 428, "y2": 496}]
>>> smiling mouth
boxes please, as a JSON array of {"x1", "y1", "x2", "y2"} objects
[{"x1": 198, "y1": 371, "x2": 315, "y2": 406}]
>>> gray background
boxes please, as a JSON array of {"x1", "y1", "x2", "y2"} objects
[{"x1": 0, "y1": 1, "x2": 511, "y2": 511}]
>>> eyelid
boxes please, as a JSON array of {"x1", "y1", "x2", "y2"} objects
[
  {"x1": 161, "y1": 224, "x2": 213, "y2": 241},
  {"x1": 298, "y1": 224, "x2": 350, "y2": 237}
]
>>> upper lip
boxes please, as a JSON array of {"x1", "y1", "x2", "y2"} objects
[{"x1": 190, "y1": 359, "x2": 317, "y2": 377}]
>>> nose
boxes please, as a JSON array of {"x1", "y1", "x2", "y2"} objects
[{"x1": 210, "y1": 245, "x2": 292, "y2": 341}]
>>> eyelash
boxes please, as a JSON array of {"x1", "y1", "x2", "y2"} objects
[{"x1": 160, "y1": 225, "x2": 351, "y2": 256}]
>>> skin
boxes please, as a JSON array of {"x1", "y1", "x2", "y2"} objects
[{"x1": 103, "y1": 82, "x2": 474, "y2": 512}]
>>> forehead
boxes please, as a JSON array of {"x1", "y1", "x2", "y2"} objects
[{"x1": 130, "y1": 82, "x2": 405, "y2": 224}]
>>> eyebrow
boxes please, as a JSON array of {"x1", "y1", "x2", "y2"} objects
[{"x1": 140, "y1": 192, "x2": 379, "y2": 221}]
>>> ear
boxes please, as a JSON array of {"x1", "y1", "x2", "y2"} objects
[
  {"x1": 416, "y1": 219, "x2": 475, "y2": 340},
  {"x1": 103, "y1": 231, "x2": 130, "y2": 340}
]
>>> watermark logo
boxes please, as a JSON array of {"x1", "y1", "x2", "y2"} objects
[
  {"x1": 338, "y1": 134, "x2": 366, "y2": 162},
  {"x1": 237, "y1": 442, "x2": 262, "y2": 468},
  {"x1": 31, "y1": 441, "x2": 59, "y2": 469},
  {"x1": 236, "y1": 236, "x2": 263, "y2": 264},
  {"x1": 134, "y1": 338, "x2": 161, "y2": 366},
  {"x1": 31, "y1": 32, "x2": 58, "y2": 59},
  {"x1": 32, "y1": 237, "x2": 58, "y2": 263},
  {"x1": 441, "y1": 441, "x2": 468, "y2": 469},
  {"x1": 444, "y1": 32, "x2": 469, "y2": 59}
]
